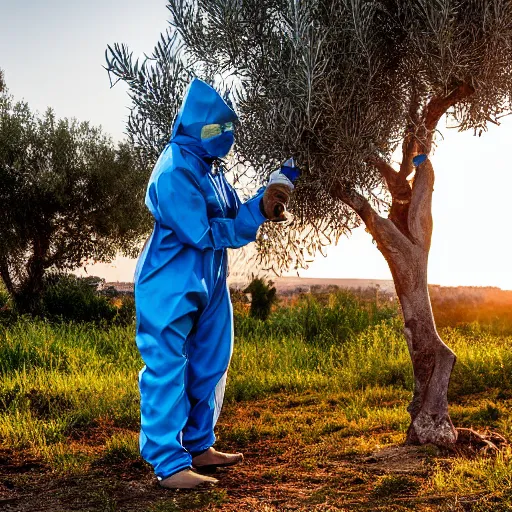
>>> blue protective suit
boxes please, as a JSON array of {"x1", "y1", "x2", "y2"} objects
[{"x1": 134, "y1": 78, "x2": 267, "y2": 480}]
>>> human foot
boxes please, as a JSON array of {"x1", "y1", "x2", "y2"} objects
[
  {"x1": 159, "y1": 469, "x2": 218, "y2": 489},
  {"x1": 192, "y1": 447, "x2": 244, "y2": 469}
]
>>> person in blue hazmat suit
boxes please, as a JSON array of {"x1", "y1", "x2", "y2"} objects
[{"x1": 134, "y1": 78, "x2": 299, "y2": 489}]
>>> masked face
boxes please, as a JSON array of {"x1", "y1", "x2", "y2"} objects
[{"x1": 200, "y1": 122, "x2": 235, "y2": 158}]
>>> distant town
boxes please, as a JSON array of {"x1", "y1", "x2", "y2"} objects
[{"x1": 104, "y1": 276, "x2": 512, "y2": 300}]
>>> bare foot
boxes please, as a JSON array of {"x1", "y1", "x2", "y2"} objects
[
  {"x1": 192, "y1": 447, "x2": 244, "y2": 468},
  {"x1": 159, "y1": 469, "x2": 218, "y2": 489}
]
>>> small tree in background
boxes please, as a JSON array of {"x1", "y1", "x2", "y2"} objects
[
  {"x1": 0, "y1": 92, "x2": 151, "y2": 313},
  {"x1": 108, "y1": 1, "x2": 512, "y2": 446},
  {"x1": 244, "y1": 277, "x2": 278, "y2": 321}
]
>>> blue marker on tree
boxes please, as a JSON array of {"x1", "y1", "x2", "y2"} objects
[{"x1": 413, "y1": 154, "x2": 427, "y2": 167}]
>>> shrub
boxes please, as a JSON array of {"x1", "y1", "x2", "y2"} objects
[
  {"x1": 0, "y1": 283, "x2": 17, "y2": 325},
  {"x1": 244, "y1": 277, "x2": 278, "y2": 321},
  {"x1": 115, "y1": 296, "x2": 136, "y2": 326},
  {"x1": 40, "y1": 273, "x2": 116, "y2": 324}
]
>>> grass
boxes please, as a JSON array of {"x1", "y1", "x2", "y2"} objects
[
  {"x1": 431, "y1": 447, "x2": 512, "y2": 510},
  {"x1": 372, "y1": 475, "x2": 421, "y2": 498},
  {"x1": 433, "y1": 447, "x2": 512, "y2": 494},
  {"x1": 0, "y1": 290, "x2": 511, "y2": 510}
]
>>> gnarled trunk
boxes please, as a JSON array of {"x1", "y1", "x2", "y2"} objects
[
  {"x1": 332, "y1": 86, "x2": 476, "y2": 446},
  {"x1": 335, "y1": 157, "x2": 458, "y2": 446},
  {"x1": 0, "y1": 236, "x2": 51, "y2": 315},
  {"x1": 372, "y1": 156, "x2": 458, "y2": 445},
  {"x1": 384, "y1": 239, "x2": 457, "y2": 445}
]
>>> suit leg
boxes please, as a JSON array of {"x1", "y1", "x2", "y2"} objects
[
  {"x1": 182, "y1": 280, "x2": 233, "y2": 455},
  {"x1": 136, "y1": 285, "x2": 200, "y2": 479}
]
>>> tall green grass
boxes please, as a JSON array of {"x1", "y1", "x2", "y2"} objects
[
  {"x1": 228, "y1": 317, "x2": 413, "y2": 401},
  {"x1": 0, "y1": 290, "x2": 511, "y2": 466},
  {"x1": 235, "y1": 290, "x2": 397, "y2": 343}
]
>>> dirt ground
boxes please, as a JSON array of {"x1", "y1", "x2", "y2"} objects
[
  {"x1": 0, "y1": 446, "x2": 447, "y2": 512},
  {"x1": 0, "y1": 396, "x2": 504, "y2": 512}
]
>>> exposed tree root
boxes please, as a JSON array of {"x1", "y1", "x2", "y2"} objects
[{"x1": 450, "y1": 428, "x2": 509, "y2": 456}]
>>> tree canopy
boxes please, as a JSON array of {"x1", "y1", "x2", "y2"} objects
[
  {"x1": 174, "y1": 0, "x2": 512, "y2": 257},
  {"x1": 107, "y1": 0, "x2": 512, "y2": 272},
  {"x1": 0, "y1": 93, "x2": 150, "y2": 312},
  {"x1": 105, "y1": 32, "x2": 192, "y2": 167}
]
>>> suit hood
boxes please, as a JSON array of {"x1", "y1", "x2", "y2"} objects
[{"x1": 171, "y1": 78, "x2": 238, "y2": 148}]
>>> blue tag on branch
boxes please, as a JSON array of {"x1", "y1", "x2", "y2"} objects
[{"x1": 413, "y1": 154, "x2": 427, "y2": 167}]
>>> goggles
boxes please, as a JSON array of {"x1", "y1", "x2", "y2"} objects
[{"x1": 200, "y1": 122, "x2": 234, "y2": 140}]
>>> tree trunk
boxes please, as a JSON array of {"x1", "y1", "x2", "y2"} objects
[
  {"x1": 10, "y1": 237, "x2": 51, "y2": 314},
  {"x1": 384, "y1": 241, "x2": 457, "y2": 445},
  {"x1": 335, "y1": 157, "x2": 458, "y2": 446},
  {"x1": 332, "y1": 85, "x2": 476, "y2": 446},
  {"x1": 374, "y1": 157, "x2": 457, "y2": 445},
  {"x1": 0, "y1": 257, "x2": 16, "y2": 297},
  {"x1": 375, "y1": 157, "x2": 457, "y2": 445}
]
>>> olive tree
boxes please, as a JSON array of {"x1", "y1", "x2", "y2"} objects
[
  {"x1": 105, "y1": 32, "x2": 193, "y2": 167},
  {"x1": 107, "y1": 0, "x2": 512, "y2": 446},
  {"x1": 0, "y1": 93, "x2": 150, "y2": 313}
]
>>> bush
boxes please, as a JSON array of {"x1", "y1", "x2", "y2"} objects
[
  {"x1": 244, "y1": 277, "x2": 278, "y2": 321},
  {"x1": 115, "y1": 296, "x2": 136, "y2": 326},
  {"x1": 40, "y1": 273, "x2": 117, "y2": 324},
  {"x1": 0, "y1": 283, "x2": 17, "y2": 325},
  {"x1": 0, "y1": 284, "x2": 9, "y2": 309}
]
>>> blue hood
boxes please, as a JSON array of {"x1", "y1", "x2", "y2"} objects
[{"x1": 171, "y1": 78, "x2": 238, "y2": 159}]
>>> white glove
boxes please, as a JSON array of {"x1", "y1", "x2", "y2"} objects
[
  {"x1": 267, "y1": 169, "x2": 295, "y2": 191},
  {"x1": 261, "y1": 170, "x2": 294, "y2": 222}
]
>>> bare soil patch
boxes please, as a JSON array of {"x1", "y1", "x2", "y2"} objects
[{"x1": 0, "y1": 395, "x2": 507, "y2": 511}]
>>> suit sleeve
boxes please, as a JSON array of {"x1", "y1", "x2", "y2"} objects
[{"x1": 155, "y1": 167, "x2": 267, "y2": 250}]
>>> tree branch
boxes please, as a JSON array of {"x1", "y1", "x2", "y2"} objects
[
  {"x1": 366, "y1": 156, "x2": 413, "y2": 240},
  {"x1": 402, "y1": 85, "x2": 475, "y2": 246},
  {"x1": 408, "y1": 158, "x2": 435, "y2": 249},
  {"x1": 331, "y1": 182, "x2": 411, "y2": 256},
  {"x1": 367, "y1": 156, "x2": 411, "y2": 203},
  {"x1": 425, "y1": 83, "x2": 476, "y2": 131},
  {"x1": 331, "y1": 183, "x2": 379, "y2": 226},
  {"x1": 418, "y1": 83, "x2": 476, "y2": 153},
  {"x1": 399, "y1": 86, "x2": 422, "y2": 180}
]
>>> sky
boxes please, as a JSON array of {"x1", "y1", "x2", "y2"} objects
[{"x1": 2, "y1": 0, "x2": 512, "y2": 289}]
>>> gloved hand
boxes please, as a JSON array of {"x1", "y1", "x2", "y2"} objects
[
  {"x1": 260, "y1": 158, "x2": 300, "y2": 222},
  {"x1": 279, "y1": 158, "x2": 301, "y2": 184}
]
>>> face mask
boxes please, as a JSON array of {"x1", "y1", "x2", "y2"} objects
[{"x1": 201, "y1": 122, "x2": 235, "y2": 158}]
